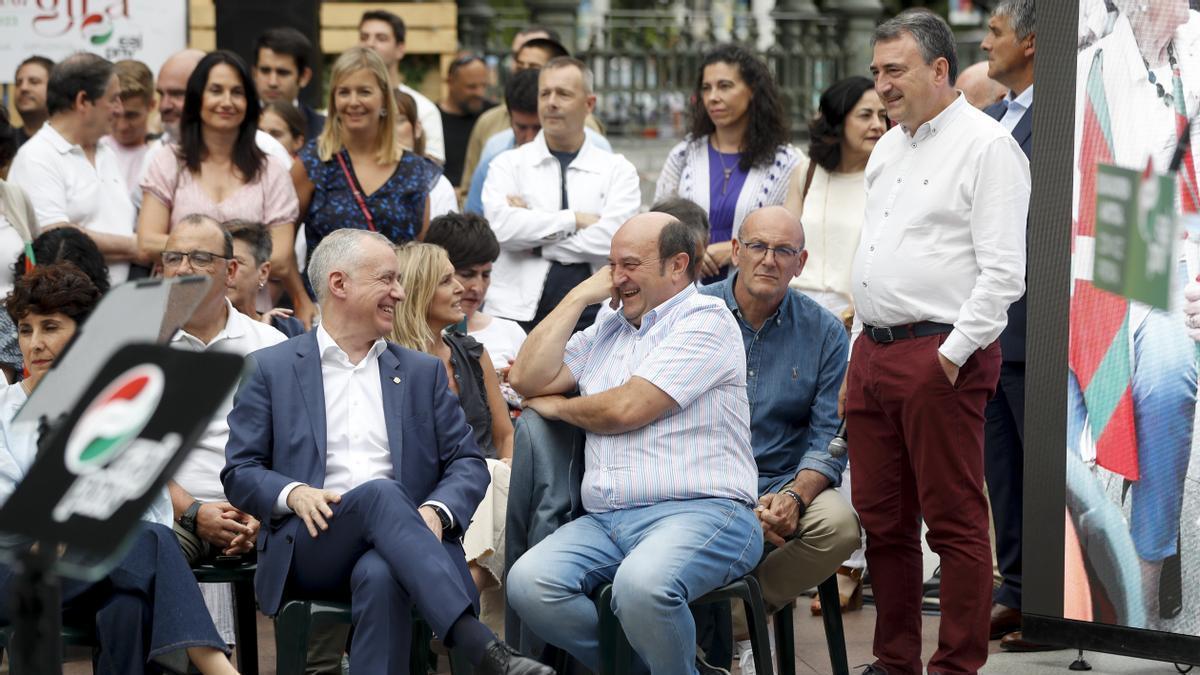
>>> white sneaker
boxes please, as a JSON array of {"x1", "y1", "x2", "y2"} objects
[{"x1": 736, "y1": 640, "x2": 755, "y2": 675}]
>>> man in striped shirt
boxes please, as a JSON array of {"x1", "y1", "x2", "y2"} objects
[{"x1": 507, "y1": 212, "x2": 762, "y2": 675}]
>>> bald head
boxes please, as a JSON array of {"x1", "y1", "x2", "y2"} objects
[
  {"x1": 740, "y1": 206, "x2": 804, "y2": 251},
  {"x1": 955, "y1": 61, "x2": 1007, "y2": 109},
  {"x1": 157, "y1": 49, "x2": 206, "y2": 138},
  {"x1": 610, "y1": 212, "x2": 698, "y2": 325}
]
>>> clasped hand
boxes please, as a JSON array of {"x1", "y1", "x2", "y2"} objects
[{"x1": 756, "y1": 492, "x2": 800, "y2": 548}]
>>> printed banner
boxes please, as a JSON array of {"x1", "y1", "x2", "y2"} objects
[{"x1": 0, "y1": 0, "x2": 186, "y2": 77}]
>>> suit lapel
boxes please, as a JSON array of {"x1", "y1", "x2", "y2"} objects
[
  {"x1": 294, "y1": 333, "x2": 329, "y2": 477},
  {"x1": 1012, "y1": 102, "x2": 1033, "y2": 155},
  {"x1": 379, "y1": 346, "x2": 405, "y2": 479}
]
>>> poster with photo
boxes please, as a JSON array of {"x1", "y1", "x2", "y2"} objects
[{"x1": 1067, "y1": 0, "x2": 1200, "y2": 637}]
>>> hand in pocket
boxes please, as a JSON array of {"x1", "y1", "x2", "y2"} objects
[{"x1": 937, "y1": 351, "x2": 960, "y2": 387}]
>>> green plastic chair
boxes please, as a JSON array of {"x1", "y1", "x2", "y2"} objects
[
  {"x1": 192, "y1": 559, "x2": 258, "y2": 675},
  {"x1": 273, "y1": 599, "x2": 474, "y2": 674}
]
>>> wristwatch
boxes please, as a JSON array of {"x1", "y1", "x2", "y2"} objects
[
  {"x1": 180, "y1": 500, "x2": 202, "y2": 534},
  {"x1": 430, "y1": 504, "x2": 453, "y2": 532},
  {"x1": 782, "y1": 489, "x2": 807, "y2": 539}
]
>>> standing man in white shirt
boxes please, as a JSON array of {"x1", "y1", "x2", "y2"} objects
[
  {"x1": 483, "y1": 57, "x2": 641, "y2": 332},
  {"x1": 359, "y1": 9, "x2": 446, "y2": 164},
  {"x1": 843, "y1": 10, "x2": 1029, "y2": 675},
  {"x1": 10, "y1": 52, "x2": 142, "y2": 283}
]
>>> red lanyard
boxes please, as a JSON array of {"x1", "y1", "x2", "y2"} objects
[{"x1": 335, "y1": 151, "x2": 376, "y2": 232}]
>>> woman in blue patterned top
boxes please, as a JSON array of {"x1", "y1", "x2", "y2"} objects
[{"x1": 291, "y1": 46, "x2": 441, "y2": 275}]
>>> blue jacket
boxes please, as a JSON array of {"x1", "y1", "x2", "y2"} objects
[
  {"x1": 984, "y1": 100, "x2": 1033, "y2": 363},
  {"x1": 221, "y1": 331, "x2": 488, "y2": 615}
]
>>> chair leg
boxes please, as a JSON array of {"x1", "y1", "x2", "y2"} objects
[
  {"x1": 817, "y1": 576, "x2": 849, "y2": 675},
  {"x1": 273, "y1": 601, "x2": 312, "y2": 675},
  {"x1": 738, "y1": 577, "x2": 775, "y2": 675},
  {"x1": 232, "y1": 579, "x2": 259, "y2": 675},
  {"x1": 410, "y1": 616, "x2": 432, "y2": 674},
  {"x1": 772, "y1": 602, "x2": 796, "y2": 675},
  {"x1": 595, "y1": 584, "x2": 627, "y2": 675}
]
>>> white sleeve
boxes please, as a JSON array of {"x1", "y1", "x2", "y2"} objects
[
  {"x1": 429, "y1": 175, "x2": 458, "y2": 218},
  {"x1": 482, "y1": 149, "x2": 576, "y2": 250},
  {"x1": 417, "y1": 95, "x2": 446, "y2": 163},
  {"x1": 542, "y1": 157, "x2": 643, "y2": 263},
  {"x1": 9, "y1": 147, "x2": 69, "y2": 227}
]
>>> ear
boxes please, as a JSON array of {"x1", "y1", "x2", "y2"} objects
[
  {"x1": 933, "y1": 57, "x2": 951, "y2": 87},
  {"x1": 225, "y1": 257, "x2": 240, "y2": 289},
  {"x1": 299, "y1": 67, "x2": 313, "y2": 89},
  {"x1": 585, "y1": 93, "x2": 597, "y2": 114},
  {"x1": 672, "y1": 251, "x2": 690, "y2": 278},
  {"x1": 74, "y1": 89, "x2": 90, "y2": 112},
  {"x1": 258, "y1": 262, "x2": 272, "y2": 287},
  {"x1": 793, "y1": 249, "x2": 809, "y2": 280},
  {"x1": 329, "y1": 269, "x2": 350, "y2": 299},
  {"x1": 1024, "y1": 33, "x2": 1036, "y2": 57}
]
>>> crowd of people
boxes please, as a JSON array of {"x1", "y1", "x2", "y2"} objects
[{"x1": 0, "y1": 2, "x2": 1041, "y2": 674}]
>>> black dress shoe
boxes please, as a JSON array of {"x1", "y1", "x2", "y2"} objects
[
  {"x1": 860, "y1": 664, "x2": 888, "y2": 674},
  {"x1": 989, "y1": 603, "x2": 1021, "y2": 640},
  {"x1": 1160, "y1": 549, "x2": 1182, "y2": 619},
  {"x1": 479, "y1": 640, "x2": 556, "y2": 675}
]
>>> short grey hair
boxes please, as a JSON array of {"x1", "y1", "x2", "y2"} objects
[
  {"x1": 542, "y1": 56, "x2": 594, "y2": 95},
  {"x1": 307, "y1": 229, "x2": 394, "y2": 304},
  {"x1": 992, "y1": 0, "x2": 1035, "y2": 42},
  {"x1": 873, "y1": 9, "x2": 960, "y2": 83}
]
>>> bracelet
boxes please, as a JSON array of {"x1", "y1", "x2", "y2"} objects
[{"x1": 783, "y1": 489, "x2": 807, "y2": 539}]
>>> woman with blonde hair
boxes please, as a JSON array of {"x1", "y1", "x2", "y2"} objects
[
  {"x1": 390, "y1": 242, "x2": 512, "y2": 626},
  {"x1": 291, "y1": 47, "x2": 442, "y2": 292}
]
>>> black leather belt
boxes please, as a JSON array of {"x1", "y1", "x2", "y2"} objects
[{"x1": 863, "y1": 321, "x2": 954, "y2": 344}]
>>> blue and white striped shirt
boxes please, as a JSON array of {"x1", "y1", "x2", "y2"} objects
[{"x1": 564, "y1": 284, "x2": 758, "y2": 513}]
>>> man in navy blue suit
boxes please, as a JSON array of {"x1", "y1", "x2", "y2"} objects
[
  {"x1": 222, "y1": 229, "x2": 552, "y2": 674},
  {"x1": 980, "y1": 0, "x2": 1045, "y2": 653}
]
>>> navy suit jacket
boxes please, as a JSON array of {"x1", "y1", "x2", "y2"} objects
[
  {"x1": 221, "y1": 331, "x2": 488, "y2": 615},
  {"x1": 984, "y1": 99, "x2": 1033, "y2": 363},
  {"x1": 301, "y1": 104, "x2": 326, "y2": 142}
]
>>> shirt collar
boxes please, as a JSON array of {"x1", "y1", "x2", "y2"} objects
[
  {"x1": 171, "y1": 299, "x2": 244, "y2": 349},
  {"x1": 903, "y1": 91, "x2": 968, "y2": 139},
  {"x1": 529, "y1": 131, "x2": 605, "y2": 173},
  {"x1": 718, "y1": 271, "x2": 790, "y2": 327},
  {"x1": 42, "y1": 123, "x2": 81, "y2": 155},
  {"x1": 315, "y1": 323, "x2": 386, "y2": 368},
  {"x1": 619, "y1": 283, "x2": 697, "y2": 334},
  {"x1": 1009, "y1": 84, "x2": 1033, "y2": 108}
]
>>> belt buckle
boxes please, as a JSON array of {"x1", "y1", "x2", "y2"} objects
[{"x1": 872, "y1": 326, "x2": 895, "y2": 343}]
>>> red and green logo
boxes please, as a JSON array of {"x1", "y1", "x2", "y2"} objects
[
  {"x1": 64, "y1": 365, "x2": 164, "y2": 475},
  {"x1": 80, "y1": 13, "x2": 114, "y2": 46}
]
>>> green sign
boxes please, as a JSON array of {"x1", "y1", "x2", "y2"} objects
[{"x1": 1092, "y1": 164, "x2": 1178, "y2": 309}]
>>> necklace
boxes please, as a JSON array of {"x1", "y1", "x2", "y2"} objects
[
  {"x1": 713, "y1": 140, "x2": 739, "y2": 195},
  {"x1": 1143, "y1": 41, "x2": 1178, "y2": 109}
]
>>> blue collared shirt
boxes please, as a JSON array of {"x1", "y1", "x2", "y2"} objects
[{"x1": 700, "y1": 273, "x2": 849, "y2": 495}]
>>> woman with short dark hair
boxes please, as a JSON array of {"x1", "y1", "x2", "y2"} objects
[
  {"x1": 0, "y1": 263, "x2": 239, "y2": 675},
  {"x1": 654, "y1": 44, "x2": 801, "y2": 281}
]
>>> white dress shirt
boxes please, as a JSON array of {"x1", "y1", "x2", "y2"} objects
[
  {"x1": 171, "y1": 300, "x2": 286, "y2": 502},
  {"x1": 398, "y1": 83, "x2": 445, "y2": 163},
  {"x1": 482, "y1": 132, "x2": 642, "y2": 322},
  {"x1": 999, "y1": 84, "x2": 1033, "y2": 133},
  {"x1": 274, "y1": 326, "x2": 453, "y2": 523},
  {"x1": 850, "y1": 93, "x2": 1030, "y2": 366},
  {"x1": 9, "y1": 124, "x2": 136, "y2": 282}
]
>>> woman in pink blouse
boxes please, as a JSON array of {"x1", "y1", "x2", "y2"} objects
[{"x1": 136, "y1": 51, "x2": 305, "y2": 322}]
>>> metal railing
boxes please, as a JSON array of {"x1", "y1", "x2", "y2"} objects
[{"x1": 480, "y1": 7, "x2": 847, "y2": 140}]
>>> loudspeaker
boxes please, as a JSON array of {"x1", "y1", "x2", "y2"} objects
[{"x1": 214, "y1": 0, "x2": 322, "y2": 108}]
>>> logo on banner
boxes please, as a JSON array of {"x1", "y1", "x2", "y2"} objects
[
  {"x1": 54, "y1": 363, "x2": 180, "y2": 523},
  {"x1": 64, "y1": 364, "x2": 163, "y2": 475},
  {"x1": 80, "y1": 12, "x2": 114, "y2": 45}
]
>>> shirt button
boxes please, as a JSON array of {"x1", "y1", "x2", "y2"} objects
[
  {"x1": 923, "y1": 179, "x2": 929, "y2": 185},
  {"x1": 911, "y1": 143, "x2": 917, "y2": 148},
  {"x1": 896, "y1": 177, "x2": 901, "y2": 183},
  {"x1": 884, "y1": 212, "x2": 889, "y2": 217},
  {"x1": 869, "y1": 246, "x2": 875, "y2": 252},
  {"x1": 862, "y1": 281, "x2": 868, "y2": 287},
  {"x1": 749, "y1": 370, "x2": 756, "y2": 377}
]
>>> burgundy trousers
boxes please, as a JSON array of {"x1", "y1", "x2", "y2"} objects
[{"x1": 846, "y1": 333, "x2": 1000, "y2": 675}]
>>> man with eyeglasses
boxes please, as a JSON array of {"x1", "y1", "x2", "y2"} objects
[
  {"x1": 698, "y1": 206, "x2": 860, "y2": 672},
  {"x1": 161, "y1": 214, "x2": 286, "y2": 642}
]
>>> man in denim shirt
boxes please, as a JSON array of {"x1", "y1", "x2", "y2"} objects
[{"x1": 700, "y1": 206, "x2": 861, "y2": 670}]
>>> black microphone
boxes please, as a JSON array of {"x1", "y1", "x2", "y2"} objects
[{"x1": 828, "y1": 419, "x2": 848, "y2": 458}]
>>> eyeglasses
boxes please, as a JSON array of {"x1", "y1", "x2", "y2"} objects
[
  {"x1": 739, "y1": 240, "x2": 802, "y2": 262},
  {"x1": 161, "y1": 250, "x2": 230, "y2": 270}
]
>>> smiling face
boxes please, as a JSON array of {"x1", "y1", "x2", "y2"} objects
[
  {"x1": 334, "y1": 67, "x2": 385, "y2": 135},
  {"x1": 14, "y1": 62, "x2": 49, "y2": 118},
  {"x1": 608, "y1": 213, "x2": 689, "y2": 327},
  {"x1": 18, "y1": 311, "x2": 77, "y2": 383},
  {"x1": 427, "y1": 260, "x2": 465, "y2": 329},
  {"x1": 342, "y1": 237, "x2": 407, "y2": 339},
  {"x1": 448, "y1": 60, "x2": 490, "y2": 115},
  {"x1": 839, "y1": 90, "x2": 888, "y2": 162},
  {"x1": 701, "y1": 61, "x2": 752, "y2": 131},
  {"x1": 453, "y1": 262, "x2": 492, "y2": 319},
  {"x1": 200, "y1": 63, "x2": 247, "y2": 134},
  {"x1": 871, "y1": 32, "x2": 951, "y2": 131}
]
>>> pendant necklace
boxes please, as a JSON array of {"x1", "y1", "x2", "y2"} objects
[{"x1": 715, "y1": 140, "x2": 737, "y2": 195}]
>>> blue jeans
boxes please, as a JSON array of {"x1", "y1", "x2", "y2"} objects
[
  {"x1": 1067, "y1": 305, "x2": 1197, "y2": 561},
  {"x1": 506, "y1": 498, "x2": 762, "y2": 675}
]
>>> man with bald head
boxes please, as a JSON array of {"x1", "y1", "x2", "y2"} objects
[
  {"x1": 699, "y1": 206, "x2": 859, "y2": 670},
  {"x1": 507, "y1": 212, "x2": 762, "y2": 674},
  {"x1": 956, "y1": 61, "x2": 1008, "y2": 109}
]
